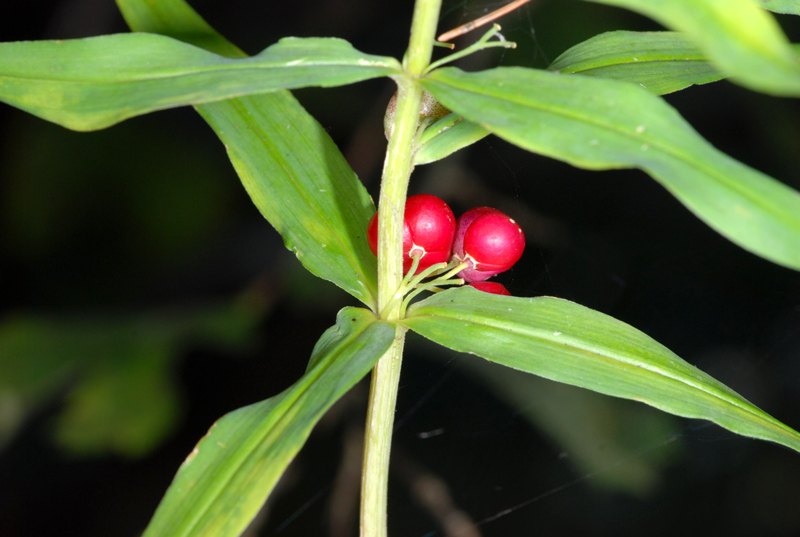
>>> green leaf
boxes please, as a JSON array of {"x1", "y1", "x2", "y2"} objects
[
  {"x1": 198, "y1": 95, "x2": 380, "y2": 307},
  {"x1": 585, "y1": 0, "x2": 800, "y2": 95},
  {"x1": 758, "y1": 0, "x2": 800, "y2": 16},
  {"x1": 403, "y1": 287, "x2": 800, "y2": 453},
  {"x1": 142, "y1": 307, "x2": 396, "y2": 537},
  {"x1": 549, "y1": 31, "x2": 800, "y2": 96},
  {"x1": 0, "y1": 34, "x2": 401, "y2": 131},
  {"x1": 421, "y1": 67, "x2": 800, "y2": 271},
  {"x1": 413, "y1": 112, "x2": 490, "y2": 165},
  {"x1": 548, "y1": 31, "x2": 724, "y2": 95},
  {"x1": 117, "y1": 0, "x2": 380, "y2": 307}
]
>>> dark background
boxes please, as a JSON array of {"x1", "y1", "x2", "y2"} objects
[{"x1": 1, "y1": 1, "x2": 800, "y2": 536}]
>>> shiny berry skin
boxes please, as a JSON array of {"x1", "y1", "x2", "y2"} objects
[
  {"x1": 468, "y1": 282, "x2": 511, "y2": 296},
  {"x1": 367, "y1": 194, "x2": 456, "y2": 275},
  {"x1": 452, "y1": 207, "x2": 525, "y2": 282}
]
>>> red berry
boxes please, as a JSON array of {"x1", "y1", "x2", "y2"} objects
[
  {"x1": 452, "y1": 207, "x2": 525, "y2": 282},
  {"x1": 468, "y1": 282, "x2": 511, "y2": 296},
  {"x1": 367, "y1": 194, "x2": 456, "y2": 275}
]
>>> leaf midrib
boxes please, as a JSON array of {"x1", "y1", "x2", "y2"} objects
[
  {"x1": 559, "y1": 56, "x2": 711, "y2": 76},
  {"x1": 0, "y1": 61, "x2": 398, "y2": 85}
]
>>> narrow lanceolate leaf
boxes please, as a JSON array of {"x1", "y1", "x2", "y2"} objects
[
  {"x1": 0, "y1": 33, "x2": 401, "y2": 131},
  {"x1": 414, "y1": 112, "x2": 490, "y2": 165},
  {"x1": 198, "y1": 95, "x2": 380, "y2": 307},
  {"x1": 422, "y1": 67, "x2": 800, "y2": 271},
  {"x1": 118, "y1": 0, "x2": 380, "y2": 307},
  {"x1": 142, "y1": 308, "x2": 397, "y2": 537},
  {"x1": 758, "y1": 0, "x2": 800, "y2": 16},
  {"x1": 548, "y1": 31, "x2": 724, "y2": 95},
  {"x1": 404, "y1": 288, "x2": 800, "y2": 453},
  {"x1": 584, "y1": 0, "x2": 800, "y2": 96}
]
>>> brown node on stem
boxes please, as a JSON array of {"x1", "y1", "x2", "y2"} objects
[{"x1": 383, "y1": 91, "x2": 450, "y2": 140}]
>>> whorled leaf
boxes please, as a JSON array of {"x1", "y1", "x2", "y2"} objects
[
  {"x1": 142, "y1": 307, "x2": 396, "y2": 537},
  {"x1": 584, "y1": 0, "x2": 800, "y2": 96},
  {"x1": 117, "y1": 0, "x2": 380, "y2": 308},
  {"x1": 0, "y1": 33, "x2": 401, "y2": 131},
  {"x1": 421, "y1": 67, "x2": 800, "y2": 271},
  {"x1": 548, "y1": 31, "x2": 724, "y2": 95},
  {"x1": 403, "y1": 287, "x2": 800, "y2": 453}
]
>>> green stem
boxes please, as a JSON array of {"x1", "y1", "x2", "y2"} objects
[
  {"x1": 405, "y1": 0, "x2": 443, "y2": 77},
  {"x1": 360, "y1": 0, "x2": 442, "y2": 535},
  {"x1": 359, "y1": 330, "x2": 406, "y2": 536}
]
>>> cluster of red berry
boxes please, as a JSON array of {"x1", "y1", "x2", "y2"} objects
[{"x1": 367, "y1": 195, "x2": 525, "y2": 296}]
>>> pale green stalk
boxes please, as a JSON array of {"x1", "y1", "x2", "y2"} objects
[{"x1": 360, "y1": 0, "x2": 442, "y2": 535}]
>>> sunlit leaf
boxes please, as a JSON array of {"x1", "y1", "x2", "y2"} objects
[
  {"x1": 142, "y1": 307, "x2": 396, "y2": 537},
  {"x1": 0, "y1": 34, "x2": 401, "y2": 131},
  {"x1": 549, "y1": 31, "x2": 724, "y2": 95},
  {"x1": 118, "y1": 0, "x2": 380, "y2": 308},
  {"x1": 404, "y1": 287, "x2": 800, "y2": 453},
  {"x1": 421, "y1": 67, "x2": 800, "y2": 271},
  {"x1": 585, "y1": 0, "x2": 800, "y2": 95}
]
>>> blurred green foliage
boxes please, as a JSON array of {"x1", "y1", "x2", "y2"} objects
[
  {"x1": 0, "y1": 295, "x2": 266, "y2": 457},
  {"x1": 459, "y1": 356, "x2": 682, "y2": 495}
]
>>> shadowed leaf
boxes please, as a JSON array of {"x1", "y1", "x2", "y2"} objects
[
  {"x1": 585, "y1": 0, "x2": 800, "y2": 95},
  {"x1": 549, "y1": 31, "x2": 724, "y2": 94},
  {"x1": 414, "y1": 113, "x2": 490, "y2": 165}
]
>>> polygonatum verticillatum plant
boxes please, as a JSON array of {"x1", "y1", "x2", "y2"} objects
[{"x1": 1, "y1": 0, "x2": 800, "y2": 536}]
